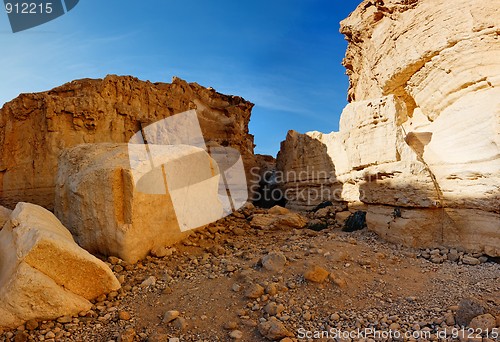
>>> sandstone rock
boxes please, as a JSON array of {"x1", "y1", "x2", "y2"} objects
[
  {"x1": 250, "y1": 212, "x2": 307, "y2": 230},
  {"x1": 261, "y1": 252, "x2": 287, "y2": 272},
  {"x1": 258, "y1": 317, "x2": 292, "y2": 340},
  {"x1": 0, "y1": 202, "x2": 120, "y2": 329},
  {"x1": 469, "y1": 314, "x2": 496, "y2": 331},
  {"x1": 462, "y1": 256, "x2": 481, "y2": 266},
  {"x1": 55, "y1": 143, "x2": 225, "y2": 263},
  {"x1": 0, "y1": 75, "x2": 256, "y2": 210},
  {"x1": 0, "y1": 205, "x2": 11, "y2": 229},
  {"x1": 268, "y1": 205, "x2": 289, "y2": 216},
  {"x1": 303, "y1": 265, "x2": 329, "y2": 283},
  {"x1": 276, "y1": 130, "x2": 343, "y2": 211},
  {"x1": 163, "y1": 310, "x2": 180, "y2": 323},
  {"x1": 244, "y1": 283, "x2": 264, "y2": 299}
]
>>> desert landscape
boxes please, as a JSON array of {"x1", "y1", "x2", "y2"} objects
[{"x1": 0, "y1": 0, "x2": 499, "y2": 341}]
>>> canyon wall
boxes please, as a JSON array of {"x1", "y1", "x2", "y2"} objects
[
  {"x1": 0, "y1": 75, "x2": 256, "y2": 210},
  {"x1": 277, "y1": 0, "x2": 500, "y2": 255}
]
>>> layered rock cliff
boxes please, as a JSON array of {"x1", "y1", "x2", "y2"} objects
[
  {"x1": 0, "y1": 75, "x2": 256, "y2": 210},
  {"x1": 277, "y1": 0, "x2": 500, "y2": 255}
]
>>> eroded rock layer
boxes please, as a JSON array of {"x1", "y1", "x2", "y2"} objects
[
  {"x1": 277, "y1": 0, "x2": 500, "y2": 255},
  {"x1": 0, "y1": 75, "x2": 255, "y2": 210}
]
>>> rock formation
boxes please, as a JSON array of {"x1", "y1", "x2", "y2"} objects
[
  {"x1": 0, "y1": 75, "x2": 256, "y2": 210},
  {"x1": 55, "y1": 143, "x2": 228, "y2": 263},
  {"x1": 0, "y1": 203, "x2": 120, "y2": 329},
  {"x1": 277, "y1": 0, "x2": 500, "y2": 255}
]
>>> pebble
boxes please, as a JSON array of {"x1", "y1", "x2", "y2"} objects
[
  {"x1": 261, "y1": 251, "x2": 287, "y2": 272},
  {"x1": 303, "y1": 265, "x2": 329, "y2": 283},
  {"x1": 162, "y1": 310, "x2": 180, "y2": 323},
  {"x1": 118, "y1": 311, "x2": 131, "y2": 321},
  {"x1": 141, "y1": 276, "x2": 157, "y2": 287},
  {"x1": 229, "y1": 330, "x2": 243, "y2": 339},
  {"x1": 244, "y1": 283, "x2": 265, "y2": 299}
]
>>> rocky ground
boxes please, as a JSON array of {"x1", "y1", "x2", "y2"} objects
[{"x1": 1, "y1": 206, "x2": 499, "y2": 342}]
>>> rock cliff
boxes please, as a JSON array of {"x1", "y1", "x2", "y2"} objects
[
  {"x1": 0, "y1": 75, "x2": 256, "y2": 210},
  {"x1": 277, "y1": 0, "x2": 500, "y2": 255}
]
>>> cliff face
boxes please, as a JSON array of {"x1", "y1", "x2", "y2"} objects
[
  {"x1": 277, "y1": 0, "x2": 500, "y2": 255},
  {"x1": 0, "y1": 75, "x2": 256, "y2": 210}
]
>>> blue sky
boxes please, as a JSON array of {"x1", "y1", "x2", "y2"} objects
[{"x1": 0, "y1": 0, "x2": 360, "y2": 156}]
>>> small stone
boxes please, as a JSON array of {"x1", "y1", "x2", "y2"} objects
[
  {"x1": 469, "y1": 313, "x2": 496, "y2": 331},
  {"x1": 148, "y1": 333, "x2": 170, "y2": 342},
  {"x1": 262, "y1": 251, "x2": 287, "y2": 272},
  {"x1": 118, "y1": 311, "x2": 131, "y2": 321},
  {"x1": 456, "y1": 298, "x2": 486, "y2": 326},
  {"x1": 258, "y1": 317, "x2": 292, "y2": 340},
  {"x1": 141, "y1": 276, "x2": 157, "y2": 287},
  {"x1": 57, "y1": 316, "x2": 72, "y2": 323},
  {"x1": 265, "y1": 283, "x2": 278, "y2": 296},
  {"x1": 108, "y1": 256, "x2": 121, "y2": 265},
  {"x1": 330, "y1": 274, "x2": 347, "y2": 288},
  {"x1": 151, "y1": 246, "x2": 174, "y2": 258},
  {"x1": 232, "y1": 283, "x2": 242, "y2": 292},
  {"x1": 244, "y1": 283, "x2": 265, "y2": 299},
  {"x1": 478, "y1": 256, "x2": 489, "y2": 263},
  {"x1": 444, "y1": 312, "x2": 455, "y2": 326},
  {"x1": 229, "y1": 330, "x2": 243, "y2": 339},
  {"x1": 330, "y1": 313, "x2": 340, "y2": 322},
  {"x1": 448, "y1": 249, "x2": 459, "y2": 262},
  {"x1": 163, "y1": 310, "x2": 180, "y2": 323},
  {"x1": 172, "y1": 317, "x2": 188, "y2": 331},
  {"x1": 224, "y1": 321, "x2": 238, "y2": 330},
  {"x1": 25, "y1": 319, "x2": 38, "y2": 331},
  {"x1": 389, "y1": 323, "x2": 400, "y2": 331},
  {"x1": 45, "y1": 331, "x2": 56, "y2": 339},
  {"x1": 303, "y1": 265, "x2": 329, "y2": 283},
  {"x1": 14, "y1": 332, "x2": 29, "y2": 342},
  {"x1": 462, "y1": 256, "x2": 481, "y2": 266},
  {"x1": 268, "y1": 206, "x2": 290, "y2": 215}
]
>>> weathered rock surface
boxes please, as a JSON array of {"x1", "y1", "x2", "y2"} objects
[
  {"x1": 0, "y1": 75, "x2": 255, "y2": 210},
  {"x1": 55, "y1": 143, "x2": 226, "y2": 263},
  {"x1": 0, "y1": 202, "x2": 120, "y2": 329},
  {"x1": 276, "y1": 0, "x2": 500, "y2": 255},
  {"x1": 0, "y1": 205, "x2": 11, "y2": 229}
]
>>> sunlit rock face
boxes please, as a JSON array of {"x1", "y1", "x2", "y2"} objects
[
  {"x1": 0, "y1": 75, "x2": 256, "y2": 210},
  {"x1": 277, "y1": 0, "x2": 500, "y2": 255}
]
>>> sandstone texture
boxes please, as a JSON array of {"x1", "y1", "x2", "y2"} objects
[
  {"x1": 0, "y1": 75, "x2": 255, "y2": 210},
  {"x1": 277, "y1": 0, "x2": 500, "y2": 255},
  {"x1": 0, "y1": 202, "x2": 120, "y2": 329},
  {"x1": 55, "y1": 143, "x2": 227, "y2": 263}
]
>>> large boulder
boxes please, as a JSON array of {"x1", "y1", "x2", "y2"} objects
[
  {"x1": 55, "y1": 143, "x2": 230, "y2": 263},
  {"x1": 276, "y1": 0, "x2": 500, "y2": 255},
  {"x1": 0, "y1": 75, "x2": 256, "y2": 210},
  {"x1": 0, "y1": 202, "x2": 120, "y2": 329}
]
